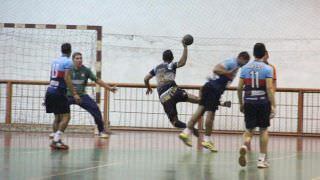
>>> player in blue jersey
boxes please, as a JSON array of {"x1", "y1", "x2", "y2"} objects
[
  {"x1": 179, "y1": 52, "x2": 250, "y2": 152},
  {"x1": 237, "y1": 43, "x2": 276, "y2": 168},
  {"x1": 144, "y1": 39, "x2": 203, "y2": 136},
  {"x1": 44, "y1": 43, "x2": 80, "y2": 150}
]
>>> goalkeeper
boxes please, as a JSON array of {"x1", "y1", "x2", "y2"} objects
[{"x1": 50, "y1": 52, "x2": 116, "y2": 139}]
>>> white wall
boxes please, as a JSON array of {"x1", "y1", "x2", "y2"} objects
[{"x1": 0, "y1": 0, "x2": 319, "y2": 88}]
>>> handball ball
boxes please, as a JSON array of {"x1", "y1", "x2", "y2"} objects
[{"x1": 183, "y1": 34, "x2": 193, "y2": 46}]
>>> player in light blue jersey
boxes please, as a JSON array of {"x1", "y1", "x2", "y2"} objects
[
  {"x1": 44, "y1": 43, "x2": 80, "y2": 150},
  {"x1": 237, "y1": 43, "x2": 276, "y2": 168},
  {"x1": 179, "y1": 52, "x2": 250, "y2": 152}
]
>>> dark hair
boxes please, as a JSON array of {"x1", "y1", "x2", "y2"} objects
[
  {"x1": 253, "y1": 43, "x2": 266, "y2": 59},
  {"x1": 162, "y1": 50, "x2": 174, "y2": 62},
  {"x1": 238, "y1": 51, "x2": 250, "y2": 60},
  {"x1": 72, "y1": 52, "x2": 82, "y2": 60},
  {"x1": 61, "y1": 43, "x2": 72, "y2": 55}
]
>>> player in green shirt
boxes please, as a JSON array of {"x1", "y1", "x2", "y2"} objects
[{"x1": 50, "y1": 52, "x2": 116, "y2": 139}]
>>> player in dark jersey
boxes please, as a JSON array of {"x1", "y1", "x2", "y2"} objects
[
  {"x1": 44, "y1": 43, "x2": 80, "y2": 150},
  {"x1": 144, "y1": 39, "x2": 201, "y2": 136},
  {"x1": 179, "y1": 52, "x2": 250, "y2": 152},
  {"x1": 237, "y1": 43, "x2": 276, "y2": 168}
]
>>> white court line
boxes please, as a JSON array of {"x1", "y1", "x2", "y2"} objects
[
  {"x1": 246, "y1": 153, "x2": 298, "y2": 167},
  {"x1": 267, "y1": 153, "x2": 298, "y2": 161},
  {"x1": 31, "y1": 161, "x2": 122, "y2": 180},
  {"x1": 248, "y1": 153, "x2": 297, "y2": 163}
]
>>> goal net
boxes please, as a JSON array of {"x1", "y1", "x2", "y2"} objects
[
  {"x1": 0, "y1": 23, "x2": 102, "y2": 126},
  {"x1": 0, "y1": 23, "x2": 99, "y2": 80}
]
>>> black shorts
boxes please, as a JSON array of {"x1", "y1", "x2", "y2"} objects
[
  {"x1": 244, "y1": 102, "x2": 271, "y2": 129},
  {"x1": 161, "y1": 87, "x2": 188, "y2": 120},
  {"x1": 199, "y1": 82, "x2": 224, "y2": 112},
  {"x1": 45, "y1": 92, "x2": 70, "y2": 115}
]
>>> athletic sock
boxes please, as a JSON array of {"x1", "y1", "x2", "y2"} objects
[
  {"x1": 203, "y1": 135, "x2": 211, "y2": 142},
  {"x1": 259, "y1": 153, "x2": 267, "y2": 160},
  {"x1": 183, "y1": 128, "x2": 192, "y2": 135},
  {"x1": 54, "y1": 130, "x2": 62, "y2": 142}
]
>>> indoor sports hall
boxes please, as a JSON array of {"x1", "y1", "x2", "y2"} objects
[{"x1": 1, "y1": 1, "x2": 320, "y2": 180}]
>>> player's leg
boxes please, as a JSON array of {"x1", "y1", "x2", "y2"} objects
[
  {"x1": 50, "y1": 94, "x2": 70, "y2": 150},
  {"x1": 185, "y1": 83, "x2": 209, "y2": 132},
  {"x1": 45, "y1": 92, "x2": 57, "y2": 139},
  {"x1": 243, "y1": 129, "x2": 253, "y2": 151},
  {"x1": 168, "y1": 113, "x2": 201, "y2": 137},
  {"x1": 163, "y1": 100, "x2": 187, "y2": 129},
  {"x1": 201, "y1": 111, "x2": 218, "y2": 152},
  {"x1": 50, "y1": 96, "x2": 75, "y2": 139},
  {"x1": 50, "y1": 113, "x2": 70, "y2": 150},
  {"x1": 258, "y1": 128, "x2": 269, "y2": 168},
  {"x1": 204, "y1": 111, "x2": 214, "y2": 136},
  {"x1": 239, "y1": 103, "x2": 258, "y2": 167},
  {"x1": 57, "y1": 113, "x2": 71, "y2": 132},
  {"x1": 179, "y1": 83, "x2": 211, "y2": 146},
  {"x1": 169, "y1": 88, "x2": 200, "y2": 136},
  {"x1": 198, "y1": 83, "x2": 221, "y2": 152},
  {"x1": 179, "y1": 105, "x2": 205, "y2": 147},
  {"x1": 79, "y1": 95, "x2": 108, "y2": 138},
  {"x1": 257, "y1": 103, "x2": 271, "y2": 168},
  {"x1": 185, "y1": 92, "x2": 200, "y2": 104},
  {"x1": 49, "y1": 114, "x2": 60, "y2": 139},
  {"x1": 239, "y1": 129, "x2": 253, "y2": 167}
]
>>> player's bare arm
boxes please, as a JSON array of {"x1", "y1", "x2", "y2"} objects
[
  {"x1": 213, "y1": 64, "x2": 238, "y2": 78},
  {"x1": 273, "y1": 79, "x2": 277, "y2": 90},
  {"x1": 237, "y1": 78, "x2": 245, "y2": 113},
  {"x1": 176, "y1": 40, "x2": 188, "y2": 68},
  {"x1": 266, "y1": 78, "x2": 276, "y2": 116},
  {"x1": 96, "y1": 79, "x2": 117, "y2": 93},
  {"x1": 144, "y1": 73, "x2": 153, "y2": 95}
]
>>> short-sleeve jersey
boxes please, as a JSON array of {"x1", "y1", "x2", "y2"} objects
[
  {"x1": 47, "y1": 56, "x2": 73, "y2": 94},
  {"x1": 240, "y1": 60, "x2": 273, "y2": 104},
  {"x1": 67, "y1": 65, "x2": 97, "y2": 96},
  {"x1": 209, "y1": 58, "x2": 240, "y2": 88},
  {"x1": 149, "y1": 62, "x2": 178, "y2": 95}
]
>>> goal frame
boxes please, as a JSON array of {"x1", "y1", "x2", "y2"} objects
[{"x1": 0, "y1": 22, "x2": 103, "y2": 104}]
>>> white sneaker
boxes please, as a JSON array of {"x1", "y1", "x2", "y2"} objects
[
  {"x1": 238, "y1": 145, "x2": 247, "y2": 167},
  {"x1": 49, "y1": 133, "x2": 55, "y2": 139},
  {"x1": 257, "y1": 158, "x2": 270, "y2": 168},
  {"x1": 98, "y1": 132, "x2": 109, "y2": 139}
]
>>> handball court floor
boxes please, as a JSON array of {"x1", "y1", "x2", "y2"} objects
[{"x1": 0, "y1": 131, "x2": 320, "y2": 180}]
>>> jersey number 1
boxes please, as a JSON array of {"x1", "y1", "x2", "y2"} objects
[
  {"x1": 51, "y1": 64, "x2": 59, "y2": 78},
  {"x1": 250, "y1": 71, "x2": 259, "y2": 88}
]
